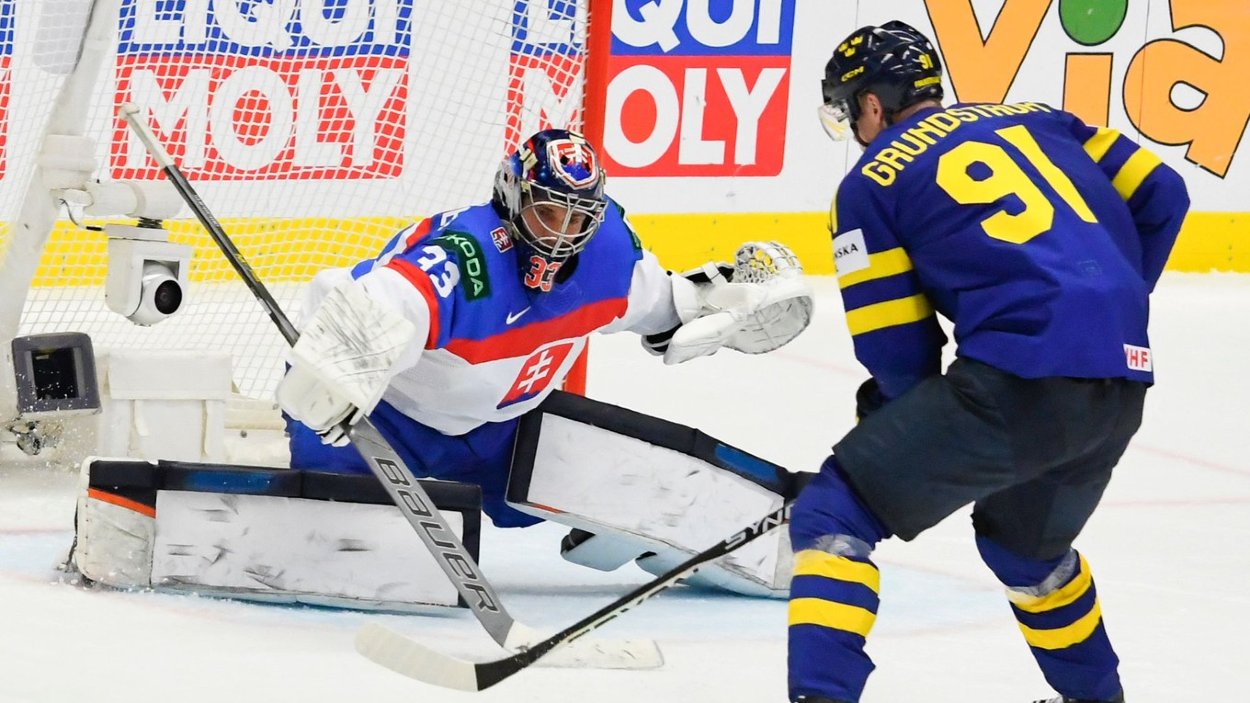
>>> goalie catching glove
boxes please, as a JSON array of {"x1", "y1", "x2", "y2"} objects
[
  {"x1": 644, "y1": 241, "x2": 813, "y2": 365},
  {"x1": 276, "y1": 280, "x2": 417, "y2": 446}
]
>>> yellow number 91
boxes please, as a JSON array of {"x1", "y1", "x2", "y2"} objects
[{"x1": 936, "y1": 124, "x2": 1097, "y2": 244}]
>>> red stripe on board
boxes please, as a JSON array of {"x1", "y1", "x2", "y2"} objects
[
  {"x1": 87, "y1": 488, "x2": 156, "y2": 518},
  {"x1": 445, "y1": 296, "x2": 627, "y2": 364},
  {"x1": 386, "y1": 259, "x2": 442, "y2": 349}
]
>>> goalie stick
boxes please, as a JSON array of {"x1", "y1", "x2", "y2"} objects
[
  {"x1": 117, "y1": 102, "x2": 660, "y2": 671},
  {"x1": 355, "y1": 501, "x2": 792, "y2": 691}
]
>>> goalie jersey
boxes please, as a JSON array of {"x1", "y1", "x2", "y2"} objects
[
  {"x1": 299, "y1": 199, "x2": 681, "y2": 435},
  {"x1": 831, "y1": 102, "x2": 1189, "y2": 399}
]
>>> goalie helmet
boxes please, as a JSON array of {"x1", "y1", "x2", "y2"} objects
[
  {"x1": 493, "y1": 129, "x2": 608, "y2": 292},
  {"x1": 818, "y1": 20, "x2": 944, "y2": 143}
]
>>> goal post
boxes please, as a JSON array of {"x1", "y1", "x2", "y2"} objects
[{"x1": 0, "y1": 0, "x2": 608, "y2": 444}]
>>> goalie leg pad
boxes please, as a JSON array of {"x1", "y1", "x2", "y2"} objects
[
  {"x1": 507, "y1": 391, "x2": 802, "y2": 597},
  {"x1": 71, "y1": 458, "x2": 483, "y2": 611}
]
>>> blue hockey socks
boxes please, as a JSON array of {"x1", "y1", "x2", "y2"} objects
[
  {"x1": 977, "y1": 535, "x2": 1123, "y2": 701},
  {"x1": 788, "y1": 456, "x2": 890, "y2": 703}
]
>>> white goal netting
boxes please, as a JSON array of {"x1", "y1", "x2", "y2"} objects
[{"x1": 0, "y1": 0, "x2": 594, "y2": 406}]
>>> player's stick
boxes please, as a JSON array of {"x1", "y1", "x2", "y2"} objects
[
  {"x1": 355, "y1": 501, "x2": 792, "y2": 691},
  {"x1": 118, "y1": 102, "x2": 660, "y2": 671}
]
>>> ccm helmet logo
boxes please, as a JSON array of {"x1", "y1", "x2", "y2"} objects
[{"x1": 842, "y1": 66, "x2": 864, "y2": 82}]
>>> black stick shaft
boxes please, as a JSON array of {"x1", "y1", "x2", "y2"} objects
[{"x1": 476, "y1": 501, "x2": 792, "y2": 689}]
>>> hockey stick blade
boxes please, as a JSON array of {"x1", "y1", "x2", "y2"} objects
[
  {"x1": 355, "y1": 502, "x2": 791, "y2": 691},
  {"x1": 117, "y1": 102, "x2": 658, "y2": 670}
]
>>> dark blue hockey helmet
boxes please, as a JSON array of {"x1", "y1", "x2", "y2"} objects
[
  {"x1": 819, "y1": 21, "x2": 944, "y2": 142},
  {"x1": 493, "y1": 129, "x2": 607, "y2": 266}
]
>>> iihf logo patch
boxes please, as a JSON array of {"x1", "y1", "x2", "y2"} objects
[
  {"x1": 1124, "y1": 344, "x2": 1152, "y2": 372},
  {"x1": 490, "y1": 226, "x2": 513, "y2": 252},
  {"x1": 547, "y1": 138, "x2": 598, "y2": 189}
]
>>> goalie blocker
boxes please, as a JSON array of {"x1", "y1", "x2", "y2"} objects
[
  {"x1": 509, "y1": 391, "x2": 807, "y2": 598},
  {"x1": 71, "y1": 459, "x2": 482, "y2": 612}
]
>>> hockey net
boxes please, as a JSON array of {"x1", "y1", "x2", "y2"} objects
[{"x1": 0, "y1": 0, "x2": 599, "y2": 418}]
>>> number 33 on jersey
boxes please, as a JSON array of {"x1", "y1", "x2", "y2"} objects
[{"x1": 830, "y1": 101, "x2": 1188, "y2": 399}]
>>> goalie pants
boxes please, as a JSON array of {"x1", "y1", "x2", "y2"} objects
[
  {"x1": 286, "y1": 400, "x2": 542, "y2": 528},
  {"x1": 788, "y1": 358, "x2": 1145, "y2": 702}
]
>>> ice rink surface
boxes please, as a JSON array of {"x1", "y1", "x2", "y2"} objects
[{"x1": 2, "y1": 274, "x2": 1247, "y2": 702}]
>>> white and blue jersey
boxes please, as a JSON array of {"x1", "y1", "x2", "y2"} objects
[{"x1": 298, "y1": 198, "x2": 682, "y2": 436}]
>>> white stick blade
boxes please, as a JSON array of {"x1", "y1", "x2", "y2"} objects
[
  {"x1": 355, "y1": 623, "x2": 482, "y2": 691},
  {"x1": 505, "y1": 622, "x2": 664, "y2": 670}
]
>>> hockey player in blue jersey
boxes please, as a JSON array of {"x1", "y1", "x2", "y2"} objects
[
  {"x1": 788, "y1": 22, "x2": 1189, "y2": 703},
  {"x1": 276, "y1": 128, "x2": 813, "y2": 528}
]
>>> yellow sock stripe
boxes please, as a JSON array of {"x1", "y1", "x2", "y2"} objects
[
  {"x1": 1082, "y1": 127, "x2": 1120, "y2": 163},
  {"x1": 836, "y1": 247, "x2": 915, "y2": 289},
  {"x1": 1111, "y1": 148, "x2": 1163, "y2": 201},
  {"x1": 793, "y1": 549, "x2": 880, "y2": 593},
  {"x1": 1006, "y1": 555, "x2": 1092, "y2": 613},
  {"x1": 845, "y1": 294, "x2": 934, "y2": 336},
  {"x1": 788, "y1": 597, "x2": 877, "y2": 637},
  {"x1": 1017, "y1": 598, "x2": 1103, "y2": 650}
]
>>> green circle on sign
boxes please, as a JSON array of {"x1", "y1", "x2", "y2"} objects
[{"x1": 1060, "y1": 0, "x2": 1128, "y2": 46}]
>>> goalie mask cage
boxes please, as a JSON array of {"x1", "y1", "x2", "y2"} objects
[{"x1": 0, "y1": 0, "x2": 606, "y2": 420}]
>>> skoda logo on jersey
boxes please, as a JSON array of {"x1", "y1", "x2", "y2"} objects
[{"x1": 547, "y1": 139, "x2": 599, "y2": 190}]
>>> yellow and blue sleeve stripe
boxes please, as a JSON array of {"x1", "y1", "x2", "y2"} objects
[
  {"x1": 838, "y1": 247, "x2": 933, "y2": 335},
  {"x1": 1076, "y1": 122, "x2": 1189, "y2": 288},
  {"x1": 1080, "y1": 127, "x2": 1163, "y2": 201},
  {"x1": 831, "y1": 176, "x2": 945, "y2": 398}
]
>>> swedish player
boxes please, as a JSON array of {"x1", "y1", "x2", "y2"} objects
[
  {"x1": 790, "y1": 22, "x2": 1189, "y2": 703},
  {"x1": 276, "y1": 129, "x2": 813, "y2": 527}
]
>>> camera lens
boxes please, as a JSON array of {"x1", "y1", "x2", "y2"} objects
[{"x1": 153, "y1": 279, "x2": 182, "y2": 314}]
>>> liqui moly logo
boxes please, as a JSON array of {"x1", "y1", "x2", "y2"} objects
[
  {"x1": 0, "y1": 0, "x2": 12, "y2": 180},
  {"x1": 111, "y1": 0, "x2": 412, "y2": 180},
  {"x1": 505, "y1": 0, "x2": 587, "y2": 152},
  {"x1": 603, "y1": 0, "x2": 794, "y2": 176}
]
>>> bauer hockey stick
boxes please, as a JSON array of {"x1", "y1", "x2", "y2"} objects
[
  {"x1": 355, "y1": 501, "x2": 792, "y2": 691},
  {"x1": 118, "y1": 103, "x2": 660, "y2": 671}
]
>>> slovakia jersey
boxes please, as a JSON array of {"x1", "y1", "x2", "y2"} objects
[
  {"x1": 299, "y1": 199, "x2": 681, "y2": 435},
  {"x1": 830, "y1": 102, "x2": 1189, "y2": 399}
]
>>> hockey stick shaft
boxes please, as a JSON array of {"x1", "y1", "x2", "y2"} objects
[
  {"x1": 356, "y1": 501, "x2": 792, "y2": 690},
  {"x1": 118, "y1": 102, "x2": 521, "y2": 645}
]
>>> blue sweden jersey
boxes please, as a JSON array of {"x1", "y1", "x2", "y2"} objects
[{"x1": 831, "y1": 102, "x2": 1189, "y2": 399}]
